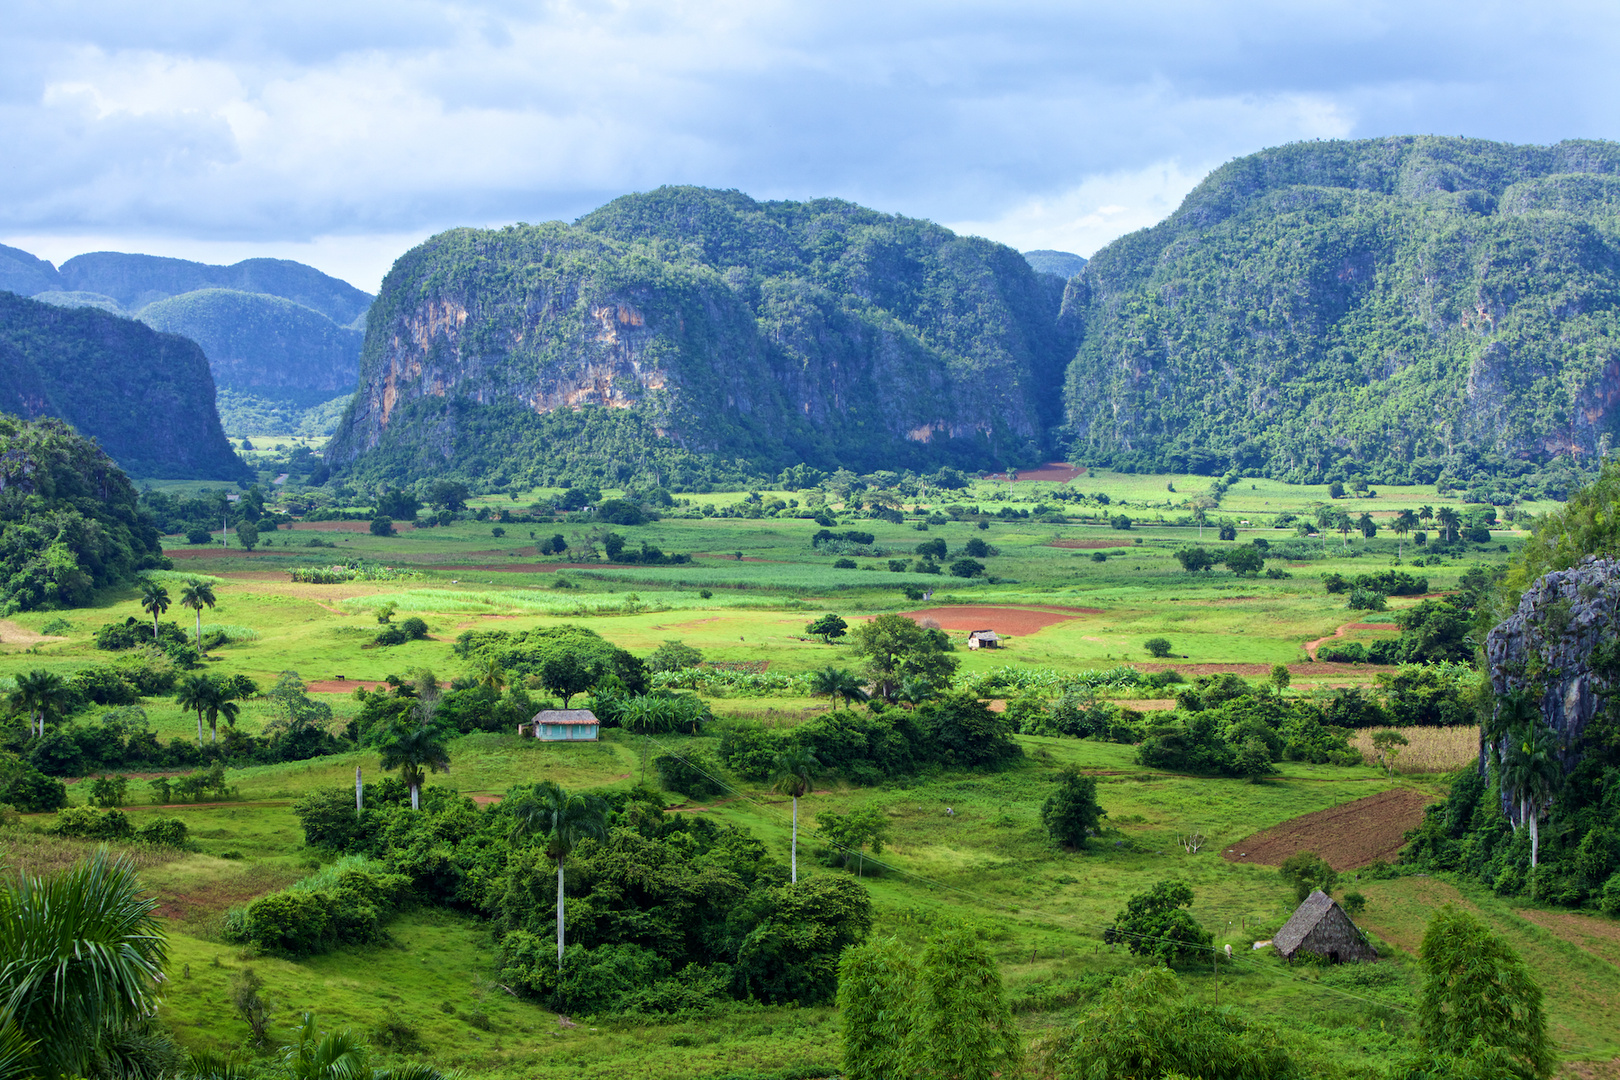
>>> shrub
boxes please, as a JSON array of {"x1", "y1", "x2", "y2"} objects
[
  {"x1": 243, "y1": 890, "x2": 332, "y2": 955},
  {"x1": 88, "y1": 774, "x2": 128, "y2": 807},
  {"x1": 1105, "y1": 880, "x2": 1213, "y2": 965},
  {"x1": 369, "y1": 517, "x2": 395, "y2": 536},
  {"x1": 136, "y1": 818, "x2": 190, "y2": 847},
  {"x1": 833, "y1": 558, "x2": 858, "y2": 569},
  {"x1": 1143, "y1": 637, "x2": 1173, "y2": 658},
  {"x1": 1279, "y1": 851, "x2": 1339, "y2": 901},
  {"x1": 1348, "y1": 589, "x2": 1388, "y2": 611},
  {"x1": 1041, "y1": 768, "x2": 1106, "y2": 849},
  {"x1": 52, "y1": 806, "x2": 134, "y2": 840},
  {"x1": 654, "y1": 751, "x2": 725, "y2": 799}
]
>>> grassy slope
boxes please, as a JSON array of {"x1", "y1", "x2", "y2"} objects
[{"x1": 3, "y1": 474, "x2": 1607, "y2": 1076}]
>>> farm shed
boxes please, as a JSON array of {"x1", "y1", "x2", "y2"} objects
[
  {"x1": 1274, "y1": 890, "x2": 1377, "y2": 963},
  {"x1": 967, "y1": 629, "x2": 1001, "y2": 650},
  {"x1": 522, "y1": 709, "x2": 601, "y2": 741}
]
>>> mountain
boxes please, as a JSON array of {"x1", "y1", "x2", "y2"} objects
[
  {"x1": 58, "y1": 253, "x2": 373, "y2": 326},
  {"x1": 136, "y1": 289, "x2": 363, "y2": 407},
  {"x1": 1061, "y1": 136, "x2": 1620, "y2": 487},
  {"x1": 0, "y1": 292, "x2": 246, "y2": 479},
  {"x1": 0, "y1": 243, "x2": 61, "y2": 297},
  {"x1": 1023, "y1": 250, "x2": 1087, "y2": 279},
  {"x1": 327, "y1": 187, "x2": 1073, "y2": 487}
]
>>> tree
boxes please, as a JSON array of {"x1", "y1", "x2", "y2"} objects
[
  {"x1": 1174, "y1": 546, "x2": 1216, "y2": 573},
  {"x1": 1359, "y1": 512, "x2": 1377, "y2": 539},
  {"x1": 1269, "y1": 663, "x2": 1291, "y2": 692},
  {"x1": 1370, "y1": 729, "x2": 1409, "y2": 778},
  {"x1": 175, "y1": 674, "x2": 219, "y2": 746},
  {"x1": 1225, "y1": 545, "x2": 1264, "y2": 576},
  {"x1": 1041, "y1": 767, "x2": 1107, "y2": 848},
  {"x1": 1436, "y1": 506, "x2": 1460, "y2": 544},
  {"x1": 1417, "y1": 905, "x2": 1554, "y2": 1080},
  {"x1": 848, "y1": 614, "x2": 958, "y2": 701},
  {"x1": 1419, "y1": 505, "x2": 1435, "y2": 534},
  {"x1": 506, "y1": 780, "x2": 609, "y2": 966},
  {"x1": 204, "y1": 684, "x2": 242, "y2": 745},
  {"x1": 0, "y1": 849, "x2": 169, "y2": 1080},
  {"x1": 1501, "y1": 710, "x2": 1562, "y2": 868},
  {"x1": 236, "y1": 519, "x2": 260, "y2": 552},
  {"x1": 476, "y1": 657, "x2": 508, "y2": 691},
  {"x1": 816, "y1": 807, "x2": 889, "y2": 874},
  {"x1": 838, "y1": 927, "x2": 1019, "y2": 1080},
  {"x1": 1106, "y1": 880, "x2": 1213, "y2": 965},
  {"x1": 808, "y1": 666, "x2": 867, "y2": 708},
  {"x1": 1333, "y1": 508, "x2": 1353, "y2": 546},
  {"x1": 772, "y1": 748, "x2": 820, "y2": 883},
  {"x1": 948, "y1": 557, "x2": 986, "y2": 578},
  {"x1": 1143, "y1": 637, "x2": 1173, "y2": 658},
  {"x1": 647, "y1": 639, "x2": 703, "y2": 672},
  {"x1": 178, "y1": 577, "x2": 217, "y2": 650},
  {"x1": 1329, "y1": 480, "x2": 1346, "y2": 499},
  {"x1": 539, "y1": 651, "x2": 594, "y2": 708},
  {"x1": 963, "y1": 537, "x2": 990, "y2": 558},
  {"x1": 376, "y1": 714, "x2": 451, "y2": 810},
  {"x1": 1278, "y1": 851, "x2": 1338, "y2": 902},
  {"x1": 9, "y1": 668, "x2": 71, "y2": 739},
  {"x1": 425, "y1": 479, "x2": 470, "y2": 511},
  {"x1": 370, "y1": 517, "x2": 395, "y2": 537},
  {"x1": 139, "y1": 580, "x2": 171, "y2": 641},
  {"x1": 1393, "y1": 509, "x2": 1417, "y2": 558},
  {"x1": 806, "y1": 613, "x2": 848, "y2": 644}
]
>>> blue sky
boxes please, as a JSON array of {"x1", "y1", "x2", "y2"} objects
[{"x1": 4, "y1": 0, "x2": 1619, "y2": 291}]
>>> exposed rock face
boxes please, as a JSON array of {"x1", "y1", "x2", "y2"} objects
[
  {"x1": 1485, "y1": 555, "x2": 1620, "y2": 783},
  {"x1": 328, "y1": 188, "x2": 1072, "y2": 479}
]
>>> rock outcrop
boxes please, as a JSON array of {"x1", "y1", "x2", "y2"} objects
[{"x1": 1485, "y1": 555, "x2": 1620, "y2": 781}]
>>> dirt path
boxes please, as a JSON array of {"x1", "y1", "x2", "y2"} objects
[
  {"x1": 1222, "y1": 787, "x2": 1435, "y2": 870},
  {"x1": 0, "y1": 620, "x2": 64, "y2": 646},
  {"x1": 1303, "y1": 621, "x2": 1396, "y2": 660}
]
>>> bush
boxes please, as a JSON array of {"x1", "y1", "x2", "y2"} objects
[
  {"x1": 242, "y1": 890, "x2": 332, "y2": 955},
  {"x1": 52, "y1": 806, "x2": 134, "y2": 840},
  {"x1": 1278, "y1": 851, "x2": 1338, "y2": 901},
  {"x1": 1143, "y1": 637, "x2": 1173, "y2": 658},
  {"x1": 370, "y1": 517, "x2": 395, "y2": 536},
  {"x1": 1348, "y1": 589, "x2": 1388, "y2": 611},
  {"x1": 833, "y1": 558, "x2": 858, "y2": 569},
  {"x1": 1, "y1": 769, "x2": 65, "y2": 813},
  {"x1": 136, "y1": 818, "x2": 190, "y2": 846},
  {"x1": 1041, "y1": 768, "x2": 1106, "y2": 849},
  {"x1": 1105, "y1": 880, "x2": 1213, "y2": 965},
  {"x1": 655, "y1": 751, "x2": 725, "y2": 799}
]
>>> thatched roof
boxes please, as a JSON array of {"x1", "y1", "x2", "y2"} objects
[
  {"x1": 532, "y1": 709, "x2": 600, "y2": 726},
  {"x1": 1274, "y1": 889, "x2": 1377, "y2": 962}
]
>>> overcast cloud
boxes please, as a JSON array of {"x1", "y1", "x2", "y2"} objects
[{"x1": 4, "y1": 0, "x2": 1619, "y2": 291}]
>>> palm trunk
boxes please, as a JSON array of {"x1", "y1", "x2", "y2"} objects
[
  {"x1": 196, "y1": 709, "x2": 204, "y2": 745},
  {"x1": 153, "y1": 612, "x2": 160, "y2": 640},
  {"x1": 557, "y1": 858, "x2": 567, "y2": 967},
  {"x1": 195, "y1": 608, "x2": 202, "y2": 649},
  {"x1": 410, "y1": 781, "x2": 420, "y2": 811},
  {"x1": 210, "y1": 716, "x2": 217, "y2": 744},
  {"x1": 356, "y1": 766, "x2": 364, "y2": 815},
  {"x1": 791, "y1": 795, "x2": 799, "y2": 883},
  {"x1": 1529, "y1": 803, "x2": 1539, "y2": 868}
]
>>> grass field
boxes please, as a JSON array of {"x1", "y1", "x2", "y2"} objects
[{"x1": 5, "y1": 471, "x2": 1609, "y2": 1078}]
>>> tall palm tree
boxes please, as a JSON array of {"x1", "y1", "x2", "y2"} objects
[
  {"x1": 0, "y1": 849, "x2": 168, "y2": 1080},
  {"x1": 772, "y1": 748, "x2": 820, "y2": 883},
  {"x1": 1435, "y1": 506, "x2": 1460, "y2": 544},
  {"x1": 139, "y1": 580, "x2": 171, "y2": 641},
  {"x1": 1314, "y1": 507, "x2": 1334, "y2": 551},
  {"x1": 1503, "y1": 716, "x2": 1562, "y2": 868},
  {"x1": 506, "y1": 781, "x2": 609, "y2": 967},
  {"x1": 1392, "y1": 510, "x2": 1417, "y2": 559},
  {"x1": 1418, "y1": 505, "x2": 1434, "y2": 535},
  {"x1": 178, "y1": 578, "x2": 217, "y2": 650},
  {"x1": 808, "y1": 666, "x2": 867, "y2": 709},
  {"x1": 9, "y1": 669, "x2": 71, "y2": 739},
  {"x1": 204, "y1": 691, "x2": 241, "y2": 745},
  {"x1": 1333, "y1": 508, "x2": 1353, "y2": 547},
  {"x1": 175, "y1": 675, "x2": 219, "y2": 746},
  {"x1": 477, "y1": 657, "x2": 507, "y2": 693},
  {"x1": 376, "y1": 714, "x2": 451, "y2": 810}
]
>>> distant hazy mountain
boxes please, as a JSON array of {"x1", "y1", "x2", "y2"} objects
[
  {"x1": 327, "y1": 186, "x2": 1073, "y2": 486},
  {"x1": 59, "y1": 252, "x2": 373, "y2": 326},
  {"x1": 0, "y1": 293, "x2": 246, "y2": 479},
  {"x1": 0, "y1": 243, "x2": 61, "y2": 297},
  {"x1": 1022, "y1": 250, "x2": 1088, "y2": 278},
  {"x1": 137, "y1": 289, "x2": 362, "y2": 407},
  {"x1": 30, "y1": 290, "x2": 125, "y2": 315}
]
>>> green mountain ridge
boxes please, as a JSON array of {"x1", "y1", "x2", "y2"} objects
[
  {"x1": 58, "y1": 252, "x2": 373, "y2": 326},
  {"x1": 136, "y1": 288, "x2": 362, "y2": 407},
  {"x1": 327, "y1": 187, "x2": 1074, "y2": 486},
  {"x1": 0, "y1": 292, "x2": 247, "y2": 480},
  {"x1": 1060, "y1": 135, "x2": 1620, "y2": 486}
]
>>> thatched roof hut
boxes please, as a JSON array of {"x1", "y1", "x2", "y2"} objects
[{"x1": 1274, "y1": 890, "x2": 1377, "y2": 963}]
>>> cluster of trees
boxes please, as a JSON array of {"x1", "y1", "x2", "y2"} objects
[
  {"x1": 1318, "y1": 566, "x2": 1497, "y2": 664},
  {"x1": 290, "y1": 778, "x2": 872, "y2": 1016}
]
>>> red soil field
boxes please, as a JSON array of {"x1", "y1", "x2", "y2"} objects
[
  {"x1": 306, "y1": 680, "x2": 386, "y2": 693},
  {"x1": 890, "y1": 605, "x2": 1102, "y2": 634},
  {"x1": 1047, "y1": 538, "x2": 1137, "y2": 549},
  {"x1": 988, "y1": 462, "x2": 1086, "y2": 483},
  {"x1": 1222, "y1": 788, "x2": 1436, "y2": 871}
]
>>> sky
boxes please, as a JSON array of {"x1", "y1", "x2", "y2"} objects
[{"x1": 4, "y1": 1, "x2": 1620, "y2": 293}]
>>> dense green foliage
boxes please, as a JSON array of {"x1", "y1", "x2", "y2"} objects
[
  {"x1": 1103, "y1": 880, "x2": 1215, "y2": 965},
  {"x1": 137, "y1": 289, "x2": 362, "y2": 406},
  {"x1": 291, "y1": 780, "x2": 871, "y2": 1015},
  {"x1": 0, "y1": 298, "x2": 246, "y2": 480},
  {"x1": 329, "y1": 187, "x2": 1072, "y2": 486},
  {"x1": 0, "y1": 416, "x2": 171, "y2": 612},
  {"x1": 1064, "y1": 136, "x2": 1620, "y2": 491}
]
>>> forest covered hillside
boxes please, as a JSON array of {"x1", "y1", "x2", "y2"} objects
[
  {"x1": 0, "y1": 293, "x2": 246, "y2": 479},
  {"x1": 136, "y1": 289, "x2": 362, "y2": 406},
  {"x1": 58, "y1": 252, "x2": 373, "y2": 326},
  {"x1": 326, "y1": 187, "x2": 1074, "y2": 487},
  {"x1": 1061, "y1": 136, "x2": 1620, "y2": 493}
]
